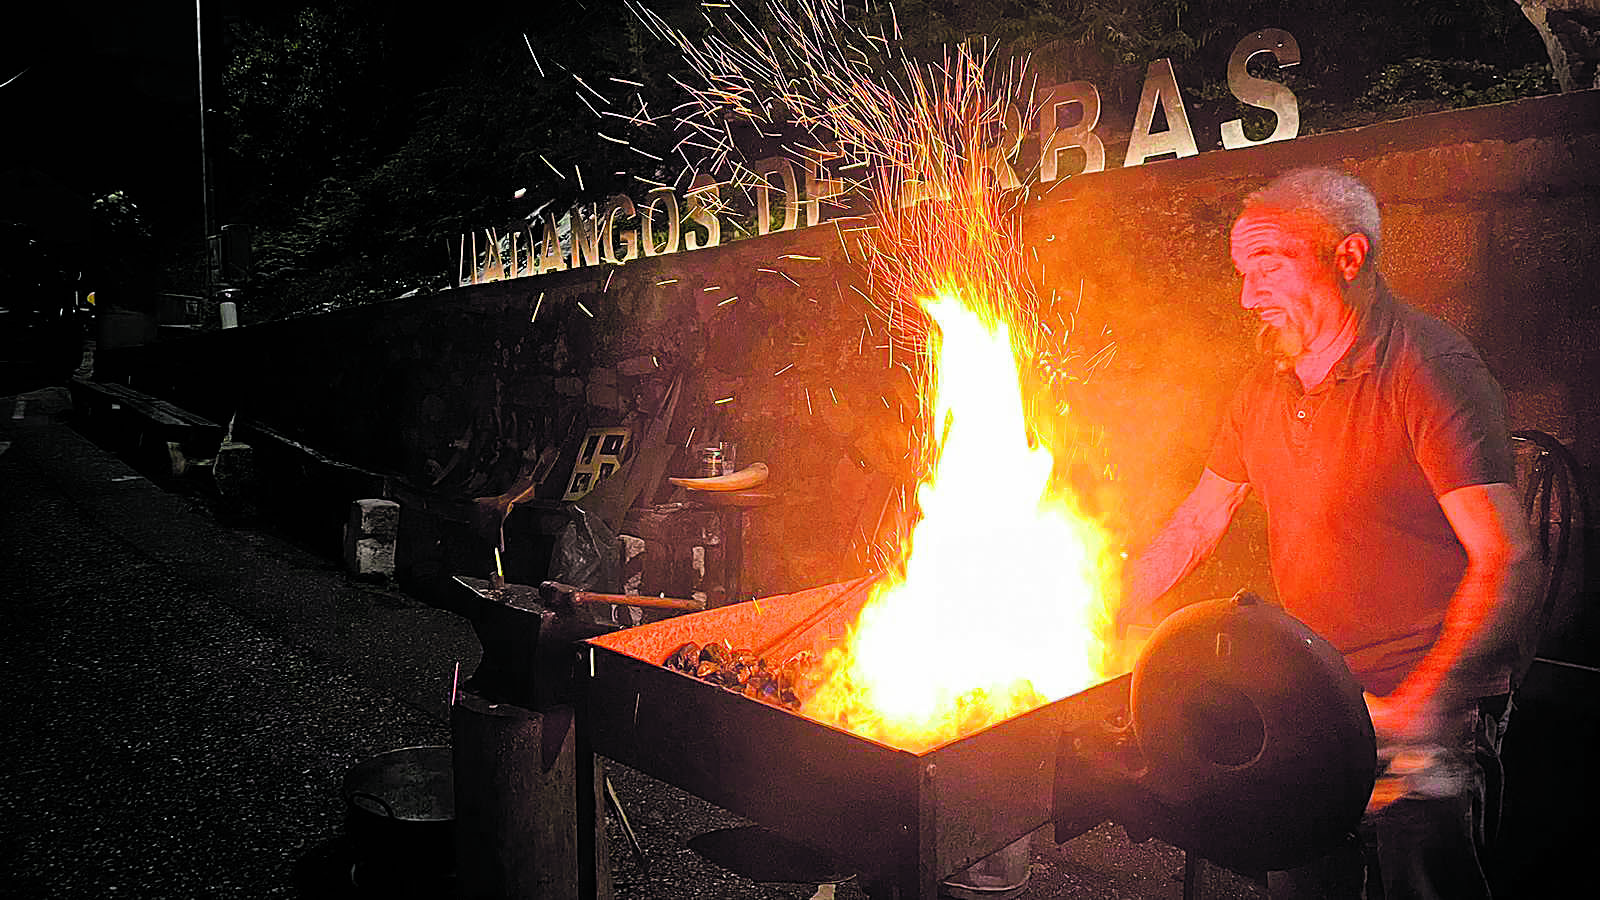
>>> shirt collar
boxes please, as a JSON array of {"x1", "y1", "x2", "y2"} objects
[{"x1": 1328, "y1": 279, "x2": 1395, "y2": 382}]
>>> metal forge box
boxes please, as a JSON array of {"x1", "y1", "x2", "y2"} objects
[{"x1": 580, "y1": 578, "x2": 1130, "y2": 899}]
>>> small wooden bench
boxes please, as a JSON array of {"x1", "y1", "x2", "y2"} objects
[{"x1": 69, "y1": 376, "x2": 225, "y2": 475}]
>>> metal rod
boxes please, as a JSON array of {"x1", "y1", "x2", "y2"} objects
[
  {"x1": 754, "y1": 574, "x2": 876, "y2": 661},
  {"x1": 195, "y1": 0, "x2": 213, "y2": 299},
  {"x1": 605, "y1": 775, "x2": 649, "y2": 874},
  {"x1": 1533, "y1": 656, "x2": 1600, "y2": 674}
]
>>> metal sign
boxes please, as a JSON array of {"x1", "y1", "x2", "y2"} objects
[{"x1": 458, "y1": 29, "x2": 1301, "y2": 286}]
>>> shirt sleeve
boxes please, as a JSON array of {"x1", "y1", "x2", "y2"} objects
[
  {"x1": 1205, "y1": 374, "x2": 1253, "y2": 485},
  {"x1": 1403, "y1": 351, "x2": 1515, "y2": 497}
]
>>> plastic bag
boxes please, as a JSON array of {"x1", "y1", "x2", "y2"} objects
[{"x1": 549, "y1": 503, "x2": 622, "y2": 604}]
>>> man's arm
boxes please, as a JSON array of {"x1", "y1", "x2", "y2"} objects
[
  {"x1": 1366, "y1": 481, "x2": 1539, "y2": 744},
  {"x1": 1119, "y1": 469, "x2": 1251, "y2": 631}
]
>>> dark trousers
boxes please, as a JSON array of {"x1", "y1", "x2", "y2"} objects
[{"x1": 1269, "y1": 696, "x2": 1512, "y2": 900}]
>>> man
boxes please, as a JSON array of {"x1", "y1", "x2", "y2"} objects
[{"x1": 1118, "y1": 168, "x2": 1538, "y2": 898}]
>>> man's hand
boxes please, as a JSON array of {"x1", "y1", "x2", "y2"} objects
[
  {"x1": 1363, "y1": 691, "x2": 1474, "y2": 813},
  {"x1": 1372, "y1": 482, "x2": 1537, "y2": 747},
  {"x1": 1364, "y1": 690, "x2": 1451, "y2": 746}
]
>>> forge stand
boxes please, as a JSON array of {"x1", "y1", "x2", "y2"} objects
[
  {"x1": 576, "y1": 579, "x2": 1131, "y2": 900},
  {"x1": 460, "y1": 576, "x2": 1372, "y2": 900}
]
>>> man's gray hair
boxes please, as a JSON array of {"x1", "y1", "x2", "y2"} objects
[{"x1": 1243, "y1": 167, "x2": 1383, "y2": 267}]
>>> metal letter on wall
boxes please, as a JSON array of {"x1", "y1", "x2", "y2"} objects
[
  {"x1": 570, "y1": 204, "x2": 603, "y2": 269},
  {"x1": 803, "y1": 148, "x2": 844, "y2": 227},
  {"x1": 887, "y1": 162, "x2": 947, "y2": 209},
  {"x1": 1124, "y1": 59, "x2": 1199, "y2": 167},
  {"x1": 754, "y1": 156, "x2": 801, "y2": 235},
  {"x1": 976, "y1": 103, "x2": 1025, "y2": 190},
  {"x1": 640, "y1": 188, "x2": 680, "y2": 257},
  {"x1": 481, "y1": 228, "x2": 504, "y2": 281},
  {"x1": 1037, "y1": 81, "x2": 1105, "y2": 182},
  {"x1": 1220, "y1": 29, "x2": 1301, "y2": 149},
  {"x1": 683, "y1": 173, "x2": 722, "y2": 251},
  {"x1": 602, "y1": 194, "x2": 640, "y2": 264},
  {"x1": 536, "y1": 213, "x2": 567, "y2": 274},
  {"x1": 524, "y1": 226, "x2": 540, "y2": 278}
]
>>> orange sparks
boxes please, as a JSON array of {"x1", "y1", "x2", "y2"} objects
[{"x1": 639, "y1": 0, "x2": 1125, "y2": 752}]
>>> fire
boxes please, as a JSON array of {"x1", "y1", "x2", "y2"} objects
[
  {"x1": 803, "y1": 288, "x2": 1120, "y2": 752},
  {"x1": 637, "y1": 0, "x2": 1124, "y2": 752}
]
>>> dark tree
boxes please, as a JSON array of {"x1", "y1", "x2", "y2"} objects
[{"x1": 212, "y1": 1, "x2": 1555, "y2": 321}]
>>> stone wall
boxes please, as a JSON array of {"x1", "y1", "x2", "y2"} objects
[
  {"x1": 106, "y1": 89, "x2": 1599, "y2": 621},
  {"x1": 1021, "y1": 88, "x2": 1600, "y2": 617}
]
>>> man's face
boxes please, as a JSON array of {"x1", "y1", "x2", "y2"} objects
[{"x1": 1229, "y1": 209, "x2": 1345, "y2": 357}]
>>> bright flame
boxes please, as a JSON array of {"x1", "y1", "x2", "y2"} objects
[
  {"x1": 637, "y1": 0, "x2": 1125, "y2": 753},
  {"x1": 804, "y1": 291, "x2": 1119, "y2": 752}
]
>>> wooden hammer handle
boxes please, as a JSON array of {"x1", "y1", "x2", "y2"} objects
[{"x1": 568, "y1": 591, "x2": 703, "y2": 612}]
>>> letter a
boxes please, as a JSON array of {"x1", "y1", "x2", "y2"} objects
[{"x1": 1124, "y1": 59, "x2": 1198, "y2": 167}]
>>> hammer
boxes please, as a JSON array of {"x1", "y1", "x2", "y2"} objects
[{"x1": 538, "y1": 580, "x2": 704, "y2": 613}]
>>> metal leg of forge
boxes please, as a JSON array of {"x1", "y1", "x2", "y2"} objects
[{"x1": 575, "y1": 710, "x2": 605, "y2": 900}]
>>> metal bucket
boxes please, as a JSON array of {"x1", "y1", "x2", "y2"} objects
[{"x1": 340, "y1": 745, "x2": 455, "y2": 882}]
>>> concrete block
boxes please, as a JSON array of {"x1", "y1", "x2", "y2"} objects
[
  {"x1": 213, "y1": 441, "x2": 256, "y2": 504},
  {"x1": 350, "y1": 537, "x2": 396, "y2": 577},
  {"x1": 352, "y1": 498, "x2": 400, "y2": 539},
  {"x1": 345, "y1": 498, "x2": 399, "y2": 578}
]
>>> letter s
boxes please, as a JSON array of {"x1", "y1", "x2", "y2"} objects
[{"x1": 1221, "y1": 29, "x2": 1300, "y2": 149}]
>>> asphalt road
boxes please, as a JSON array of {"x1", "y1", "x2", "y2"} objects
[
  {"x1": 0, "y1": 381, "x2": 1268, "y2": 900},
  {"x1": 6, "y1": 372, "x2": 1594, "y2": 900}
]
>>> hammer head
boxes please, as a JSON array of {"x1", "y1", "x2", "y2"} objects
[{"x1": 538, "y1": 579, "x2": 580, "y2": 610}]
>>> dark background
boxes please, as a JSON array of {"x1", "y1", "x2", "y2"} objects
[{"x1": 0, "y1": 1, "x2": 1555, "y2": 324}]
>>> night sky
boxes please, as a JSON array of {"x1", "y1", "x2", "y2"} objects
[
  {"x1": 1, "y1": 3, "x2": 202, "y2": 245},
  {"x1": 0, "y1": 2, "x2": 1558, "y2": 279}
]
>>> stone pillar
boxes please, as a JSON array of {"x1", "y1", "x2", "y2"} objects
[{"x1": 212, "y1": 439, "x2": 256, "y2": 512}]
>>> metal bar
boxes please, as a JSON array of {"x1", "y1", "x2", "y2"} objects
[
  {"x1": 605, "y1": 775, "x2": 648, "y2": 874},
  {"x1": 583, "y1": 642, "x2": 918, "y2": 880},
  {"x1": 754, "y1": 574, "x2": 876, "y2": 659},
  {"x1": 917, "y1": 759, "x2": 939, "y2": 900},
  {"x1": 577, "y1": 676, "x2": 603, "y2": 900}
]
